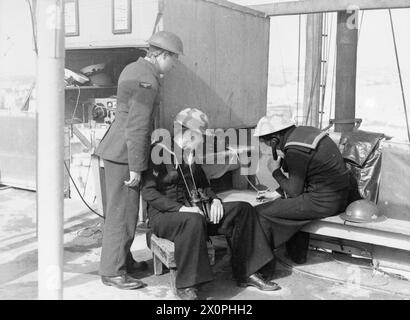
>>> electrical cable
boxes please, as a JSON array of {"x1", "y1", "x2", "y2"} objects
[
  {"x1": 388, "y1": 9, "x2": 410, "y2": 143},
  {"x1": 319, "y1": 13, "x2": 334, "y2": 129},
  {"x1": 76, "y1": 221, "x2": 104, "y2": 238},
  {"x1": 311, "y1": 246, "x2": 373, "y2": 270},
  {"x1": 188, "y1": 160, "x2": 198, "y2": 191},
  {"x1": 82, "y1": 158, "x2": 92, "y2": 198},
  {"x1": 69, "y1": 85, "x2": 81, "y2": 125},
  {"x1": 304, "y1": 68, "x2": 321, "y2": 126},
  {"x1": 296, "y1": 14, "x2": 302, "y2": 125},
  {"x1": 26, "y1": 0, "x2": 38, "y2": 55},
  {"x1": 227, "y1": 147, "x2": 271, "y2": 194},
  {"x1": 313, "y1": 245, "x2": 409, "y2": 282},
  {"x1": 64, "y1": 161, "x2": 104, "y2": 219},
  {"x1": 275, "y1": 254, "x2": 410, "y2": 298},
  {"x1": 328, "y1": 42, "x2": 337, "y2": 123},
  {"x1": 156, "y1": 142, "x2": 193, "y2": 198}
]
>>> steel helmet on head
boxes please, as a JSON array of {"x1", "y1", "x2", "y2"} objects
[
  {"x1": 148, "y1": 31, "x2": 184, "y2": 55},
  {"x1": 340, "y1": 199, "x2": 386, "y2": 223},
  {"x1": 254, "y1": 115, "x2": 295, "y2": 137},
  {"x1": 174, "y1": 108, "x2": 213, "y2": 136}
]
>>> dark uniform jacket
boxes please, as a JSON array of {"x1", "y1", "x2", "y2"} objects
[
  {"x1": 141, "y1": 145, "x2": 219, "y2": 222},
  {"x1": 273, "y1": 126, "x2": 350, "y2": 198},
  {"x1": 95, "y1": 58, "x2": 161, "y2": 172}
]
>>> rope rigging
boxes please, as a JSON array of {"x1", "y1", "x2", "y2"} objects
[
  {"x1": 296, "y1": 14, "x2": 302, "y2": 125},
  {"x1": 319, "y1": 12, "x2": 334, "y2": 129},
  {"x1": 304, "y1": 13, "x2": 333, "y2": 127},
  {"x1": 388, "y1": 9, "x2": 410, "y2": 143}
]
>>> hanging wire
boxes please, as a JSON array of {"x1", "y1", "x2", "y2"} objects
[
  {"x1": 319, "y1": 13, "x2": 334, "y2": 129},
  {"x1": 178, "y1": 164, "x2": 192, "y2": 198},
  {"x1": 388, "y1": 9, "x2": 410, "y2": 143},
  {"x1": 304, "y1": 14, "x2": 325, "y2": 127},
  {"x1": 64, "y1": 161, "x2": 104, "y2": 219},
  {"x1": 359, "y1": 10, "x2": 365, "y2": 39},
  {"x1": 328, "y1": 40, "x2": 337, "y2": 122},
  {"x1": 26, "y1": 0, "x2": 38, "y2": 55},
  {"x1": 188, "y1": 163, "x2": 199, "y2": 190},
  {"x1": 156, "y1": 142, "x2": 192, "y2": 198},
  {"x1": 69, "y1": 85, "x2": 81, "y2": 125},
  {"x1": 82, "y1": 158, "x2": 92, "y2": 198},
  {"x1": 296, "y1": 14, "x2": 302, "y2": 125},
  {"x1": 227, "y1": 147, "x2": 271, "y2": 194},
  {"x1": 304, "y1": 62, "x2": 322, "y2": 126}
]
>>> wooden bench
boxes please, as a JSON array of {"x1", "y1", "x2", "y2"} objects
[
  {"x1": 150, "y1": 234, "x2": 215, "y2": 292},
  {"x1": 217, "y1": 189, "x2": 410, "y2": 250},
  {"x1": 301, "y1": 215, "x2": 410, "y2": 251},
  {"x1": 218, "y1": 189, "x2": 410, "y2": 279}
]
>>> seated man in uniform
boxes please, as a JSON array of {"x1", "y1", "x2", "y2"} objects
[
  {"x1": 141, "y1": 108, "x2": 280, "y2": 300},
  {"x1": 253, "y1": 115, "x2": 351, "y2": 265}
]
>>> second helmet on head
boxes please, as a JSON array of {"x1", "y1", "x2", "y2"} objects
[
  {"x1": 148, "y1": 31, "x2": 184, "y2": 56},
  {"x1": 254, "y1": 115, "x2": 295, "y2": 137},
  {"x1": 174, "y1": 108, "x2": 212, "y2": 136}
]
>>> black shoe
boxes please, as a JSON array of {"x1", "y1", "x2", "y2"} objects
[
  {"x1": 101, "y1": 274, "x2": 145, "y2": 290},
  {"x1": 259, "y1": 258, "x2": 277, "y2": 282},
  {"x1": 176, "y1": 287, "x2": 198, "y2": 300},
  {"x1": 238, "y1": 273, "x2": 281, "y2": 291},
  {"x1": 127, "y1": 260, "x2": 148, "y2": 274}
]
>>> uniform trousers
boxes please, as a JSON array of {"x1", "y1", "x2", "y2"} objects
[
  {"x1": 256, "y1": 190, "x2": 349, "y2": 249},
  {"x1": 149, "y1": 201, "x2": 274, "y2": 289},
  {"x1": 99, "y1": 159, "x2": 140, "y2": 276}
]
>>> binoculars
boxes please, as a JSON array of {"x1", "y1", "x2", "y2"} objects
[{"x1": 190, "y1": 188, "x2": 212, "y2": 221}]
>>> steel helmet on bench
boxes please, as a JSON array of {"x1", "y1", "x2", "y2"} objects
[
  {"x1": 254, "y1": 115, "x2": 295, "y2": 137},
  {"x1": 148, "y1": 31, "x2": 184, "y2": 56},
  {"x1": 340, "y1": 199, "x2": 386, "y2": 223}
]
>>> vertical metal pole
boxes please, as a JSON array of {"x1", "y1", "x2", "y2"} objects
[
  {"x1": 36, "y1": 0, "x2": 65, "y2": 300},
  {"x1": 388, "y1": 9, "x2": 410, "y2": 142},
  {"x1": 334, "y1": 11, "x2": 358, "y2": 132},
  {"x1": 303, "y1": 13, "x2": 323, "y2": 127}
]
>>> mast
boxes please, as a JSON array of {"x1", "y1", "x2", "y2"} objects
[
  {"x1": 334, "y1": 10, "x2": 358, "y2": 132},
  {"x1": 37, "y1": 0, "x2": 65, "y2": 300}
]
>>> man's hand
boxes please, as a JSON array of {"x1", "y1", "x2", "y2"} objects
[
  {"x1": 209, "y1": 199, "x2": 224, "y2": 224},
  {"x1": 267, "y1": 156, "x2": 282, "y2": 172},
  {"x1": 124, "y1": 171, "x2": 141, "y2": 187},
  {"x1": 179, "y1": 206, "x2": 204, "y2": 216},
  {"x1": 256, "y1": 190, "x2": 281, "y2": 202}
]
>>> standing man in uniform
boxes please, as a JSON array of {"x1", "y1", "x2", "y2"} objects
[
  {"x1": 95, "y1": 31, "x2": 184, "y2": 289},
  {"x1": 254, "y1": 115, "x2": 351, "y2": 267}
]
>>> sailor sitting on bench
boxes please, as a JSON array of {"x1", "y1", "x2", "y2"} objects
[
  {"x1": 141, "y1": 108, "x2": 280, "y2": 300},
  {"x1": 253, "y1": 115, "x2": 353, "y2": 265}
]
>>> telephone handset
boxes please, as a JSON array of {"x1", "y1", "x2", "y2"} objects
[
  {"x1": 270, "y1": 136, "x2": 284, "y2": 169},
  {"x1": 270, "y1": 136, "x2": 280, "y2": 161}
]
